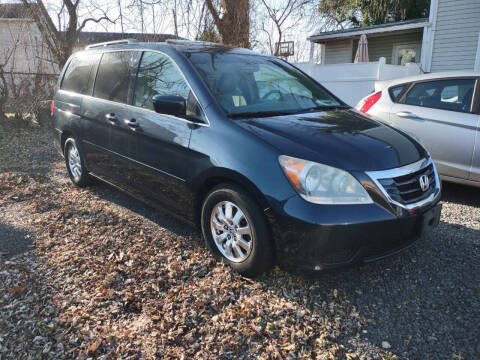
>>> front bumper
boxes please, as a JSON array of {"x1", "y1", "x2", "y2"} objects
[{"x1": 266, "y1": 194, "x2": 441, "y2": 272}]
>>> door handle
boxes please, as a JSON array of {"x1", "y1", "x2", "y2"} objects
[
  {"x1": 396, "y1": 111, "x2": 422, "y2": 120},
  {"x1": 106, "y1": 113, "x2": 119, "y2": 124},
  {"x1": 125, "y1": 118, "x2": 139, "y2": 128}
]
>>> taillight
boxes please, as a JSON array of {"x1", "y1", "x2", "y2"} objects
[
  {"x1": 358, "y1": 91, "x2": 381, "y2": 114},
  {"x1": 50, "y1": 100, "x2": 55, "y2": 116}
]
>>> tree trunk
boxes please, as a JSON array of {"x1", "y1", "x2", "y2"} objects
[
  {"x1": 205, "y1": 0, "x2": 250, "y2": 48},
  {"x1": 0, "y1": 66, "x2": 8, "y2": 120}
]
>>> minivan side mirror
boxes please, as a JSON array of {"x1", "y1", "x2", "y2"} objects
[{"x1": 152, "y1": 95, "x2": 186, "y2": 118}]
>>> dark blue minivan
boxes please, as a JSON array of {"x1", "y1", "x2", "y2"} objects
[{"x1": 52, "y1": 39, "x2": 442, "y2": 277}]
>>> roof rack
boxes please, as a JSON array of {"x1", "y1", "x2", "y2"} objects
[
  {"x1": 165, "y1": 39, "x2": 221, "y2": 47},
  {"x1": 86, "y1": 39, "x2": 139, "y2": 50}
]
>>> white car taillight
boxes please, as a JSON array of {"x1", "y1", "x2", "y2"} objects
[{"x1": 356, "y1": 91, "x2": 382, "y2": 114}]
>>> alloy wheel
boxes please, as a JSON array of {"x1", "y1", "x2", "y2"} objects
[
  {"x1": 67, "y1": 143, "x2": 82, "y2": 182},
  {"x1": 210, "y1": 201, "x2": 253, "y2": 263}
]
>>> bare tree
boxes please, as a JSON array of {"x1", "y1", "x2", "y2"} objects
[
  {"x1": 155, "y1": 0, "x2": 220, "y2": 42},
  {"x1": 205, "y1": 0, "x2": 250, "y2": 48},
  {"x1": 116, "y1": 0, "x2": 176, "y2": 38},
  {"x1": 0, "y1": 56, "x2": 11, "y2": 121},
  {"x1": 21, "y1": 0, "x2": 116, "y2": 67},
  {"x1": 175, "y1": 0, "x2": 209, "y2": 40},
  {"x1": 117, "y1": 0, "x2": 124, "y2": 33},
  {"x1": 259, "y1": 0, "x2": 310, "y2": 55}
]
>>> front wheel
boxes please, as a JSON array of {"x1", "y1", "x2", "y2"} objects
[{"x1": 201, "y1": 184, "x2": 273, "y2": 277}]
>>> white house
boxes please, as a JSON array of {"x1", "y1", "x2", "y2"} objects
[
  {"x1": 426, "y1": 0, "x2": 480, "y2": 72},
  {"x1": 297, "y1": 0, "x2": 480, "y2": 105},
  {"x1": 309, "y1": 19, "x2": 429, "y2": 68},
  {"x1": 308, "y1": 0, "x2": 480, "y2": 72},
  {"x1": 0, "y1": 5, "x2": 57, "y2": 77}
]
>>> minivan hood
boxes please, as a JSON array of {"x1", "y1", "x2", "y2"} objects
[{"x1": 235, "y1": 109, "x2": 427, "y2": 171}]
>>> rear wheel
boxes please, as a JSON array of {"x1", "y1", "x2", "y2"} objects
[
  {"x1": 64, "y1": 136, "x2": 89, "y2": 187},
  {"x1": 201, "y1": 183, "x2": 273, "y2": 277}
]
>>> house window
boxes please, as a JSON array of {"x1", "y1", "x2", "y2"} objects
[{"x1": 393, "y1": 44, "x2": 421, "y2": 65}]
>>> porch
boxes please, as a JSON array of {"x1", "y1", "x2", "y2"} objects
[{"x1": 308, "y1": 18, "x2": 430, "y2": 67}]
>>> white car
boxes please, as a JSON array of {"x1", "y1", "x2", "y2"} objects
[{"x1": 356, "y1": 71, "x2": 480, "y2": 187}]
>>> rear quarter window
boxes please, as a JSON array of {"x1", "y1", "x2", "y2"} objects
[
  {"x1": 388, "y1": 84, "x2": 407, "y2": 102},
  {"x1": 61, "y1": 53, "x2": 101, "y2": 95}
]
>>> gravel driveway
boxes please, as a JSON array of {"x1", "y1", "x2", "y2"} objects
[{"x1": 1, "y1": 121, "x2": 479, "y2": 359}]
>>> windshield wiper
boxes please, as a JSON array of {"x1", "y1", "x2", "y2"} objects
[
  {"x1": 228, "y1": 105, "x2": 349, "y2": 119},
  {"x1": 228, "y1": 110, "x2": 297, "y2": 118},
  {"x1": 299, "y1": 105, "x2": 348, "y2": 113}
]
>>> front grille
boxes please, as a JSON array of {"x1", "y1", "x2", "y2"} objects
[{"x1": 378, "y1": 164, "x2": 436, "y2": 205}]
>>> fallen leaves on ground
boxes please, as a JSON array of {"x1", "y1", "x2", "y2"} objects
[{"x1": 0, "y1": 124, "x2": 399, "y2": 359}]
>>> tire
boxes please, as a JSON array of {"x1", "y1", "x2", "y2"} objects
[
  {"x1": 64, "y1": 136, "x2": 90, "y2": 187},
  {"x1": 201, "y1": 183, "x2": 273, "y2": 277}
]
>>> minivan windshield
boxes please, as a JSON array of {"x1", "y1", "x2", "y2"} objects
[{"x1": 185, "y1": 51, "x2": 344, "y2": 117}]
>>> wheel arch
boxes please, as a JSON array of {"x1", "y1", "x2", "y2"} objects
[
  {"x1": 193, "y1": 168, "x2": 271, "y2": 222},
  {"x1": 60, "y1": 129, "x2": 74, "y2": 153},
  {"x1": 60, "y1": 129, "x2": 90, "y2": 176},
  {"x1": 195, "y1": 168, "x2": 277, "y2": 270}
]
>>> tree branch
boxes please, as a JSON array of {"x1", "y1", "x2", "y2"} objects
[
  {"x1": 205, "y1": 0, "x2": 223, "y2": 33},
  {"x1": 77, "y1": 15, "x2": 116, "y2": 32}
]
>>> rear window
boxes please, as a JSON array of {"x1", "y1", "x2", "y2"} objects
[
  {"x1": 388, "y1": 84, "x2": 407, "y2": 102},
  {"x1": 61, "y1": 53, "x2": 100, "y2": 94},
  {"x1": 93, "y1": 51, "x2": 141, "y2": 104}
]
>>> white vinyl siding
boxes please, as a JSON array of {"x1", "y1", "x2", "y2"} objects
[
  {"x1": 431, "y1": 0, "x2": 480, "y2": 71},
  {"x1": 352, "y1": 32, "x2": 422, "y2": 64},
  {"x1": 0, "y1": 19, "x2": 57, "y2": 74},
  {"x1": 324, "y1": 40, "x2": 352, "y2": 64},
  {"x1": 321, "y1": 32, "x2": 422, "y2": 65}
]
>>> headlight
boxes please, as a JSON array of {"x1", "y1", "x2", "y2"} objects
[{"x1": 279, "y1": 155, "x2": 373, "y2": 205}]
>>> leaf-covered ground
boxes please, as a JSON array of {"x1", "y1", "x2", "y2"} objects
[{"x1": 1, "y1": 121, "x2": 479, "y2": 359}]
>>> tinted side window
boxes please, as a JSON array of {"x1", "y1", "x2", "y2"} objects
[
  {"x1": 404, "y1": 79, "x2": 475, "y2": 112},
  {"x1": 94, "y1": 51, "x2": 141, "y2": 104},
  {"x1": 134, "y1": 51, "x2": 190, "y2": 110},
  {"x1": 389, "y1": 84, "x2": 407, "y2": 102},
  {"x1": 134, "y1": 51, "x2": 206, "y2": 122},
  {"x1": 61, "y1": 53, "x2": 100, "y2": 94}
]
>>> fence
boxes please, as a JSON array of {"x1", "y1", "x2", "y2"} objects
[{"x1": 293, "y1": 57, "x2": 421, "y2": 106}]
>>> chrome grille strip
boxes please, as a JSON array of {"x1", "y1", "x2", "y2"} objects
[{"x1": 366, "y1": 158, "x2": 441, "y2": 210}]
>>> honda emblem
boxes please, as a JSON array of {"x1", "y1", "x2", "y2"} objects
[{"x1": 419, "y1": 175, "x2": 430, "y2": 192}]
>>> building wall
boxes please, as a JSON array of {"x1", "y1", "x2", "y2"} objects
[
  {"x1": 352, "y1": 32, "x2": 423, "y2": 64},
  {"x1": 0, "y1": 19, "x2": 57, "y2": 74},
  {"x1": 431, "y1": 0, "x2": 480, "y2": 71},
  {"x1": 323, "y1": 32, "x2": 423, "y2": 65},
  {"x1": 0, "y1": 18, "x2": 58, "y2": 111},
  {"x1": 324, "y1": 40, "x2": 352, "y2": 64}
]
